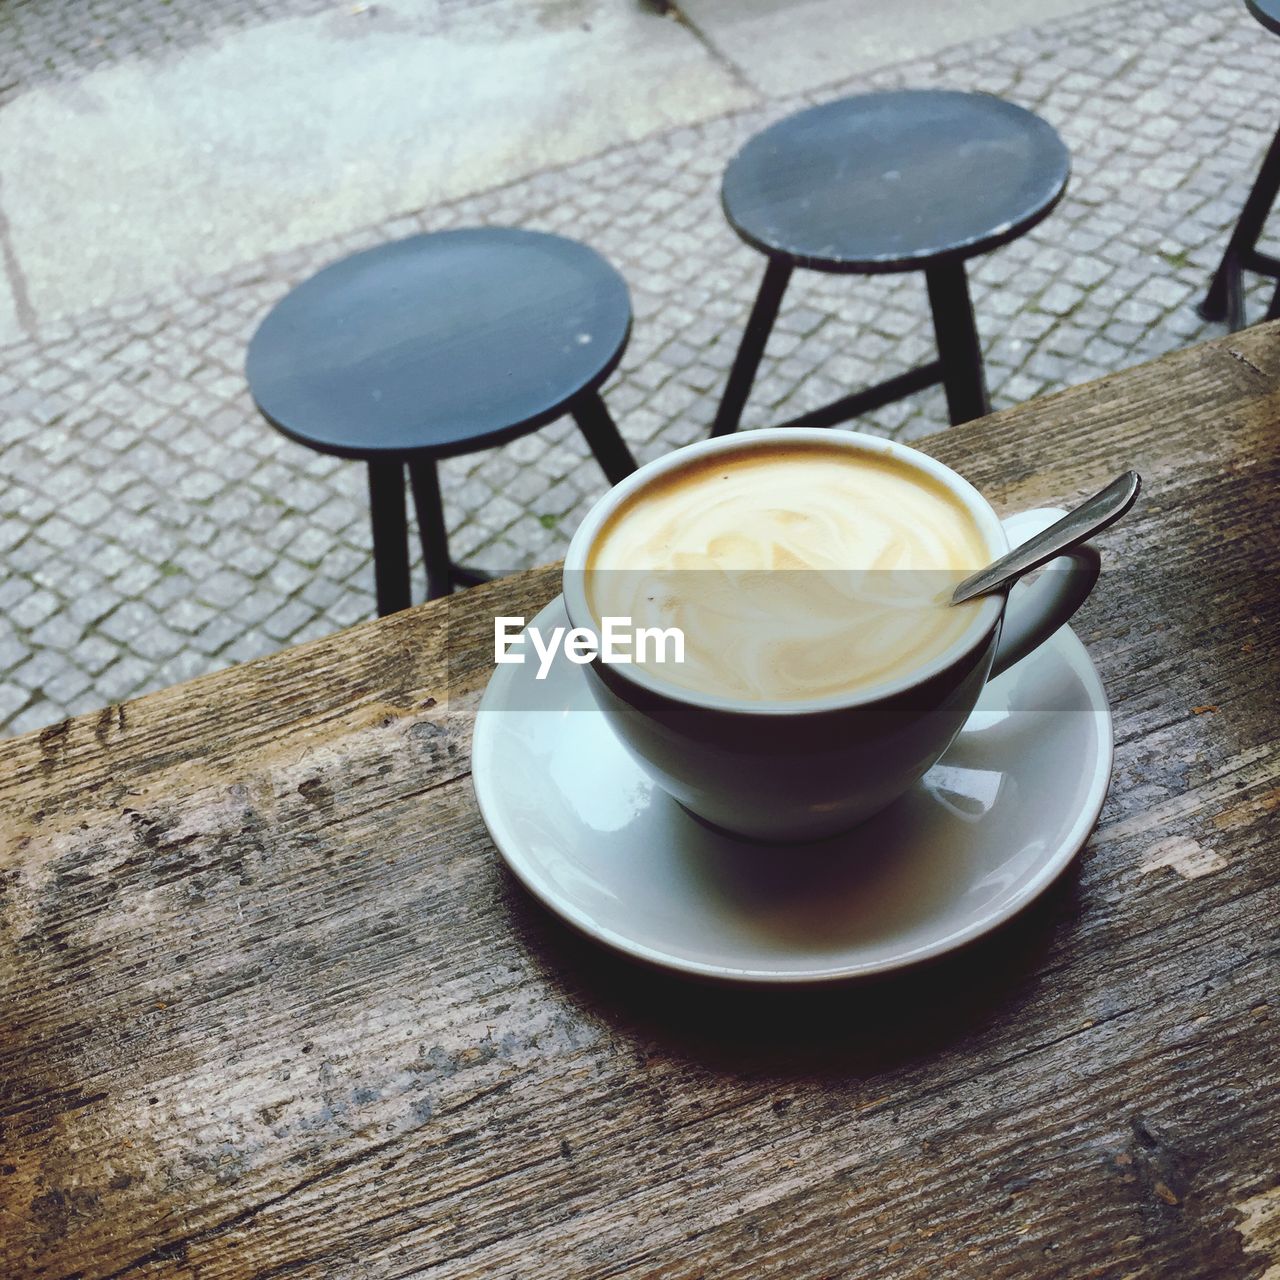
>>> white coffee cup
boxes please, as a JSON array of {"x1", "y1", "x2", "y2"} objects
[{"x1": 563, "y1": 429, "x2": 1100, "y2": 841}]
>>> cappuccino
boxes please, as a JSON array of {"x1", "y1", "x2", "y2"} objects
[{"x1": 585, "y1": 442, "x2": 989, "y2": 701}]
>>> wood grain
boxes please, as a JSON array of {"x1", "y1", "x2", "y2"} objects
[{"x1": 2, "y1": 323, "x2": 1279, "y2": 1280}]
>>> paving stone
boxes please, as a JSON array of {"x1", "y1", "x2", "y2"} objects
[
  {"x1": 60, "y1": 487, "x2": 117, "y2": 530},
  {"x1": 219, "y1": 632, "x2": 276, "y2": 668},
  {"x1": 163, "y1": 597, "x2": 218, "y2": 635},
  {"x1": 28, "y1": 613, "x2": 85, "y2": 653},
  {"x1": 186, "y1": 613, "x2": 248, "y2": 656},
  {"x1": 42, "y1": 664, "x2": 94, "y2": 705},
  {"x1": 10, "y1": 647, "x2": 68, "y2": 694},
  {"x1": 262, "y1": 558, "x2": 316, "y2": 598},
  {"x1": 261, "y1": 599, "x2": 315, "y2": 644},
  {"x1": 9, "y1": 590, "x2": 60, "y2": 632},
  {"x1": 176, "y1": 469, "x2": 225, "y2": 503},
  {"x1": 0, "y1": 680, "x2": 30, "y2": 724},
  {"x1": 110, "y1": 561, "x2": 164, "y2": 598},
  {"x1": 1136, "y1": 275, "x2": 1196, "y2": 309},
  {"x1": 999, "y1": 372, "x2": 1050, "y2": 405},
  {"x1": 194, "y1": 569, "x2": 254, "y2": 611},
  {"x1": 1114, "y1": 296, "x2": 1167, "y2": 326},
  {"x1": 0, "y1": 519, "x2": 30, "y2": 555},
  {"x1": 66, "y1": 588, "x2": 123, "y2": 630},
  {"x1": 140, "y1": 570, "x2": 193, "y2": 616},
  {"x1": 92, "y1": 656, "x2": 159, "y2": 705},
  {"x1": 7, "y1": 704, "x2": 62, "y2": 737},
  {"x1": 0, "y1": 620, "x2": 28, "y2": 673},
  {"x1": 152, "y1": 651, "x2": 225, "y2": 689},
  {"x1": 97, "y1": 600, "x2": 165, "y2": 647},
  {"x1": 127, "y1": 624, "x2": 188, "y2": 663},
  {"x1": 286, "y1": 524, "x2": 343, "y2": 567},
  {"x1": 71, "y1": 635, "x2": 122, "y2": 677}
]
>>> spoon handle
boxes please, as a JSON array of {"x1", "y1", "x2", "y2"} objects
[{"x1": 951, "y1": 471, "x2": 1141, "y2": 605}]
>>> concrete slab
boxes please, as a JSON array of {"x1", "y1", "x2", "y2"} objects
[
  {"x1": 679, "y1": 0, "x2": 1113, "y2": 97},
  {"x1": 0, "y1": 0, "x2": 753, "y2": 325}
]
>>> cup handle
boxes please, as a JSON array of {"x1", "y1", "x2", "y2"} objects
[{"x1": 989, "y1": 508, "x2": 1101, "y2": 680}]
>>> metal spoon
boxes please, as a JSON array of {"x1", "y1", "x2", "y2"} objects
[{"x1": 951, "y1": 470, "x2": 1141, "y2": 605}]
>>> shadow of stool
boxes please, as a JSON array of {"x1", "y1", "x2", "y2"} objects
[
  {"x1": 1199, "y1": 0, "x2": 1280, "y2": 331},
  {"x1": 711, "y1": 89, "x2": 1070, "y2": 437},
  {"x1": 247, "y1": 228, "x2": 637, "y2": 616}
]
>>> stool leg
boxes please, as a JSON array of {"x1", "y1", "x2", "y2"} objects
[
  {"x1": 571, "y1": 391, "x2": 638, "y2": 485},
  {"x1": 1267, "y1": 278, "x2": 1280, "y2": 324},
  {"x1": 367, "y1": 461, "x2": 411, "y2": 617},
  {"x1": 1200, "y1": 119, "x2": 1280, "y2": 330},
  {"x1": 408, "y1": 458, "x2": 454, "y2": 602},
  {"x1": 925, "y1": 261, "x2": 990, "y2": 425},
  {"x1": 711, "y1": 258, "x2": 793, "y2": 437}
]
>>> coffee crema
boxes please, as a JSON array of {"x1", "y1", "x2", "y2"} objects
[{"x1": 585, "y1": 443, "x2": 991, "y2": 701}]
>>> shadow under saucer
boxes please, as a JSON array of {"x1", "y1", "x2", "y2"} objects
[{"x1": 472, "y1": 597, "x2": 1111, "y2": 985}]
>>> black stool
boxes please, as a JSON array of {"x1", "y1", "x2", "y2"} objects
[
  {"x1": 712, "y1": 90, "x2": 1070, "y2": 436},
  {"x1": 246, "y1": 228, "x2": 637, "y2": 616},
  {"x1": 1199, "y1": 0, "x2": 1280, "y2": 331}
]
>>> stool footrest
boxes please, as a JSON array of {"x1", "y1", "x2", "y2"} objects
[
  {"x1": 1242, "y1": 248, "x2": 1280, "y2": 279},
  {"x1": 773, "y1": 360, "x2": 944, "y2": 431}
]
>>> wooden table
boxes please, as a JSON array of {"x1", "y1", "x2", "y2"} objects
[{"x1": 3, "y1": 323, "x2": 1278, "y2": 1279}]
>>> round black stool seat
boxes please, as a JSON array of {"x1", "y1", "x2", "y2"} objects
[
  {"x1": 248, "y1": 228, "x2": 631, "y2": 458},
  {"x1": 1247, "y1": 0, "x2": 1280, "y2": 36},
  {"x1": 722, "y1": 90, "x2": 1069, "y2": 273},
  {"x1": 712, "y1": 90, "x2": 1070, "y2": 436},
  {"x1": 246, "y1": 228, "x2": 637, "y2": 615}
]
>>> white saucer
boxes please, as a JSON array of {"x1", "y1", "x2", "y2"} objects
[{"x1": 472, "y1": 597, "x2": 1112, "y2": 984}]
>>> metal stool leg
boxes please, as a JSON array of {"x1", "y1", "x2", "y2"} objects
[
  {"x1": 711, "y1": 258, "x2": 793, "y2": 437},
  {"x1": 367, "y1": 461, "x2": 411, "y2": 617},
  {"x1": 1200, "y1": 120, "x2": 1280, "y2": 330},
  {"x1": 925, "y1": 261, "x2": 990, "y2": 425},
  {"x1": 1267, "y1": 279, "x2": 1280, "y2": 324},
  {"x1": 571, "y1": 391, "x2": 638, "y2": 485},
  {"x1": 408, "y1": 458, "x2": 454, "y2": 602}
]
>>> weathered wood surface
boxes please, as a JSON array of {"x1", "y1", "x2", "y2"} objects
[{"x1": 2, "y1": 322, "x2": 1279, "y2": 1280}]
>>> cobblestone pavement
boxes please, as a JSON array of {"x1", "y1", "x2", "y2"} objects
[
  {"x1": 0, "y1": 0, "x2": 645, "y2": 108},
  {"x1": 0, "y1": 0, "x2": 331, "y2": 106},
  {"x1": 2, "y1": 0, "x2": 1278, "y2": 735}
]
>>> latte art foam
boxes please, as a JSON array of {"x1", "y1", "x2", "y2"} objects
[{"x1": 586, "y1": 444, "x2": 990, "y2": 701}]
